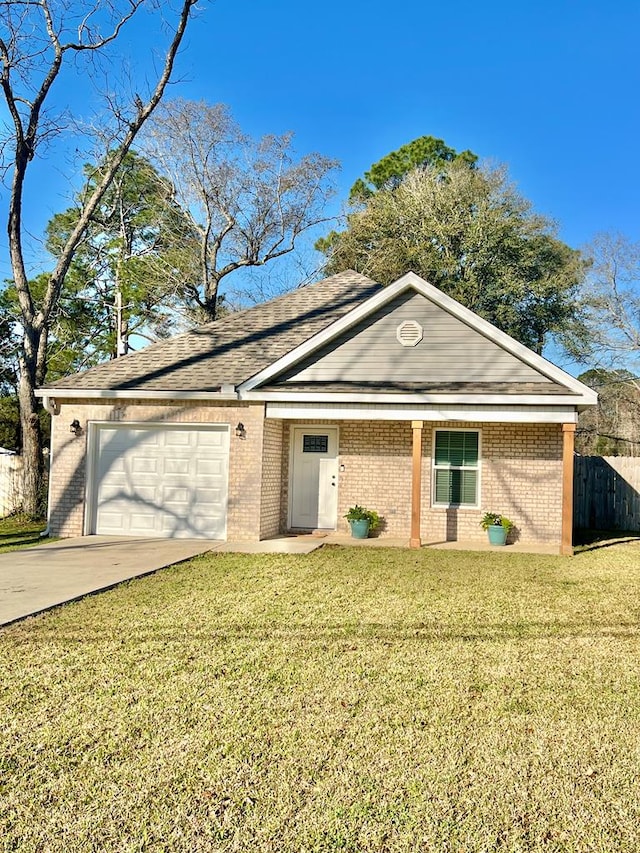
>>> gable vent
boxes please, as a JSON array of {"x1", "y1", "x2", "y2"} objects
[{"x1": 396, "y1": 320, "x2": 423, "y2": 347}]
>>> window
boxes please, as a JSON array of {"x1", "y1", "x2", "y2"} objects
[
  {"x1": 432, "y1": 430, "x2": 480, "y2": 507},
  {"x1": 303, "y1": 434, "x2": 328, "y2": 453}
]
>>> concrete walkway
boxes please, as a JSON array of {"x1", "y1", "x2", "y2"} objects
[{"x1": 0, "y1": 536, "x2": 216, "y2": 626}]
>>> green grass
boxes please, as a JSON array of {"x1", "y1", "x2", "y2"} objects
[
  {"x1": 0, "y1": 515, "x2": 47, "y2": 552},
  {"x1": 2, "y1": 543, "x2": 640, "y2": 851}
]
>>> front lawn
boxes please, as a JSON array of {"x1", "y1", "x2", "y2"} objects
[
  {"x1": 0, "y1": 515, "x2": 47, "y2": 553},
  {"x1": 2, "y1": 544, "x2": 640, "y2": 851}
]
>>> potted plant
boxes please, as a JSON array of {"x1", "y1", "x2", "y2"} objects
[
  {"x1": 344, "y1": 505, "x2": 380, "y2": 539},
  {"x1": 480, "y1": 512, "x2": 514, "y2": 546}
]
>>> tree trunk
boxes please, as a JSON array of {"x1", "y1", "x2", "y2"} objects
[
  {"x1": 17, "y1": 351, "x2": 43, "y2": 518},
  {"x1": 204, "y1": 279, "x2": 219, "y2": 321}
]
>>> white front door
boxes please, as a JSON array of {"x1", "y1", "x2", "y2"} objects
[{"x1": 290, "y1": 426, "x2": 338, "y2": 529}]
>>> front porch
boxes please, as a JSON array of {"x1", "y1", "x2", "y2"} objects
[{"x1": 266, "y1": 417, "x2": 576, "y2": 555}]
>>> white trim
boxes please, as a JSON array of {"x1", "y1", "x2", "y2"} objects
[
  {"x1": 250, "y1": 390, "x2": 592, "y2": 406},
  {"x1": 238, "y1": 272, "x2": 597, "y2": 405},
  {"x1": 41, "y1": 395, "x2": 61, "y2": 415},
  {"x1": 287, "y1": 424, "x2": 340, "y2": 530},
  {"x1": 266, "y1": 402, "x2": 578, "y2": 424},
  {"x1": 84, "y1": 422, "x2": 100, "y2": 535},
  {"x1": 84, "y1": 420, "x2": 231, "y2": 537},
  {"x1": 36, "y1": 388, "x2": 239, "y2": 401},
  {"x1": 431, "y1": 427, "x2": 482, "y2": 510}
]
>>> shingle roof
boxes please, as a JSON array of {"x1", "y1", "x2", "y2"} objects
[{"x1": 44, "y1": 271, "x2": 380, "y2": 392}]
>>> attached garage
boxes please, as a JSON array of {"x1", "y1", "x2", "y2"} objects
[{"x1": 87, "y1": 423, "x2": 229, "y2": 539}]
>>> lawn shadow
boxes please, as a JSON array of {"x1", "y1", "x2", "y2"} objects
[{"x1": 574, "y1": 528, "x2": 640, "y2": 552}]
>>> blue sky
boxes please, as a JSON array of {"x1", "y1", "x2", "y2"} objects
[
  {"x1": 2, "y1": 0, "x2": 639, "y2": 361},
  {"x1": 173, "y1": 0, "x2": 639, "y2": 248}
]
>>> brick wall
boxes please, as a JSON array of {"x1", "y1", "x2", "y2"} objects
[
  {"x1": 280, "y1": 419, "x2": 563, "y2": 547},
  {"x1": 260, "y1": 419, "x2": 284, "y2": 538},
  {"x1": 49, "y1": 403, "x2": 564, "y2": 548},
  {"x1": 48, "y1": 399, "x2": 266, "y2": 539},
  {"x1": 422, "y1": 422, "x2": 563, "y2": 546}
]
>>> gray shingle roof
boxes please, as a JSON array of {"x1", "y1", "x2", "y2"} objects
[{"x1": 43, "y1": 271, "x2": 381, "y2": 392}]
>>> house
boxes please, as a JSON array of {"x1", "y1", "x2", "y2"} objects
[{"x1": 36, "y1": 271, "x2": 597, "y2": 554}]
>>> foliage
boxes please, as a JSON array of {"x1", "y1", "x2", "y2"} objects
[
  {"x1": 349, "y1": 135, "x2": 477, "y2": 201},
  {"x1": 318, "y1": 161, "x2": 585, "y2": 353},
  {"x1": 480, "y1": 512, "x2": 514, "y2": 532},
  {"x1": 46, "y1": 151, "x2": 200, "y2": 358},
  {"x1": 0, "y1": 0, "x2": 198, "y2": 515},
  {"x1": 142, "y1": 99, "x2": 339, "y2": 319},
  {"x1": 2, "y1": 545, "x2": 640, "y2": 850},
  {"x1": 576, "y1": 368, "x2": 640, "y2": 456},
  {"x1": 344, "y1": 504, "x2": 381, "y2": 530}
]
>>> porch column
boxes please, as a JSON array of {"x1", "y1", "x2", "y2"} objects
[
  {"x1": 561, "y1": 423, "x2": 576, "y2": 556},
  {"x1": 410, "y1": 420, "x2": 423, "y2": 549}
]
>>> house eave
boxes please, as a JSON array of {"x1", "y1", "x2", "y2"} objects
[
  {"x1": 36, "y1": 387, "x2": 239, "y2": 403},
  {"x1": 264, "y1": 401, "x2": 580, "y2": 424},
  {"x1": 241, "y1": 389, "x2": 595, "y2": 407}
]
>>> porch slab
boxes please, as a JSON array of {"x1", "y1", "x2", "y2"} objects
[
  {"x1": 210, "y1": 534, "x2": 561, "y2": 556},
  {"x1": 210, "y1": 536, "x2": 325, "y2": 554},
  {"x1": 425, "y1": 538, "x2": 561, "y2": 555}
]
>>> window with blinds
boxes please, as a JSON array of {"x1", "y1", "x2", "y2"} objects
[{"x1": 432, "y1": 430, "x2": 480, "y2": 507}]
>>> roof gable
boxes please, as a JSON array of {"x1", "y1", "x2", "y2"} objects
[
  {"x1": 240, "y1": 272, "x2": 597, "y2": 404},
  {"x1": 272, "y1": 289, "x2": 555, "y2": 386}
]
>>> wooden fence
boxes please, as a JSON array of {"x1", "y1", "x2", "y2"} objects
[{"x1": 574, "y1": 456, "x2": 640, "y2": 532}]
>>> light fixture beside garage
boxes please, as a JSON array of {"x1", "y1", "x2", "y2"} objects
[
  {"x1": 235, "y1": 422, "x2": 246, "y2": 439},
  {"x1": 70, "y1": 419, "x2": 82, "y2": 436}
]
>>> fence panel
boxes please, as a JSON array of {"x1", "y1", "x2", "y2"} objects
[
  {"x1": 574, "y1": 456, "x2": 640, "y2": 531},
  {"x1": 0, "y1": 454, "x2": 23, "y2": 517}
]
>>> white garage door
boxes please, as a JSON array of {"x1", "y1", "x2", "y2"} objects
[{"x1": 92, "y1": 424, "x2": 229, "y2": 539}]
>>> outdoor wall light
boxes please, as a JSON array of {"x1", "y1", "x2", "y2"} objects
[
  {"x1": 235, "y1": 422, "x2": 246, "y2": 439},
  {"x1": 70, "y1": 419, "x2": 82, "y2": 436}
]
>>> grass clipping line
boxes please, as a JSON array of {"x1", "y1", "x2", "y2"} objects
[{"x1": 1, "y1": 544, "x2": 640, "y2": 851}]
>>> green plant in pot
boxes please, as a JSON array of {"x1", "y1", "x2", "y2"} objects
[
  {"x1": 345, "y1": 505, "x2": 380, "y2": 539},
  {"x1": 480, "y1": 512, "x2": 514, "y2": 546}
]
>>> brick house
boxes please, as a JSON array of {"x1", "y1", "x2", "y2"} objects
[{"x1": 37, "y1": 271, "x2": 597, "y2": 554}]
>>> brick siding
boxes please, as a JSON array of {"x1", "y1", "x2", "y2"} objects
[
  {"x1": 260, "y1": 419, "x2": 284, "y2": 538},
  {"x1": 48, "y1": 399, "x2": 266, "y2": 539},
  {"x1": 280, "y1": 419, "x2": 563, "y2": 547},
  {"x1": 49, "y1": 402, "x2": 564, "y2": 549}
]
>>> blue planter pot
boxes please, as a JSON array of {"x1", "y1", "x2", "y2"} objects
[
  {"x1": 487, "y1": 524, "x2": 508, "y2": 546},
  {"x1": 349, "y1": 519, "x2": 370, "y2": 539}
]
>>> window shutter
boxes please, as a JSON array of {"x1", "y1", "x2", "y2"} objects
[
  {"x1": 433, "y1": 430, "x2": 479, "y2": 507},
  {"x1": 435, "y1": 431, "x2": 478, "y2": 466}
]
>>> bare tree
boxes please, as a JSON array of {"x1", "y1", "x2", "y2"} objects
[
  {"x1": 574, "y1": 233, "x2": 640, "y2": 370},
  {"x1": 0, "y1": 0, "x2": 199, "y2": 515},
  {"x1": 142, "y1": 99, "x2": 339, "y2": 320}
]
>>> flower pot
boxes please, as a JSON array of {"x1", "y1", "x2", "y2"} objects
[
  {"x1": 487, "y1": 524, "x2": 508, "y2": 546},
  {"x1": 349, "y1": 518, "x2": 370, "y2": 539}
]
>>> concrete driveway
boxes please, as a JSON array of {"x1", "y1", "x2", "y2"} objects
[{"x1": 0, "y1": 536, "x2": 216, "y2": 626}]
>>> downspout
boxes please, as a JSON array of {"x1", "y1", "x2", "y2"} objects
[{"x1": 40, "y1": 395, "x2": 60, "y2": 537}]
